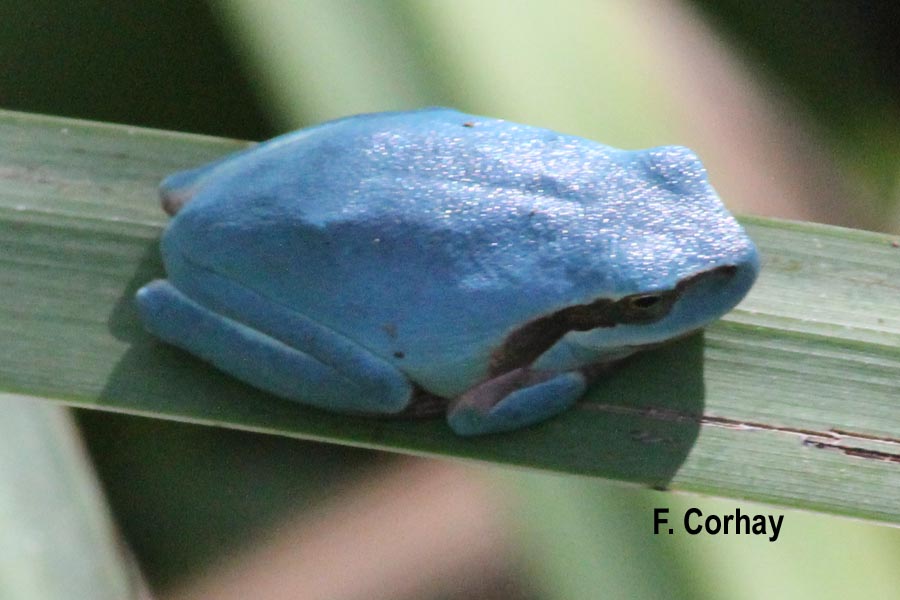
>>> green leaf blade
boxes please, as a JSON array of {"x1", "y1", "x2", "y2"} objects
[{"x1": 1, "y1": 110, "x2": 898, "y2": 523}]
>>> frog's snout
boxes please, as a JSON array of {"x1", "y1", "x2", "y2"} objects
[{"x1": 674, "y1": 248, "x2": 760, "y2": 327}]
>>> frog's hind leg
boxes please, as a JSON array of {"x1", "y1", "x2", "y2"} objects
[
  {"x1": 135, "y1": 279, "x2": 413, "y2": 415},
  {"x1": 447, "y1": 368, "x2": 588, "y2": 436}
]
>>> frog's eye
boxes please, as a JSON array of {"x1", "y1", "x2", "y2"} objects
[
  {"x1": 627, "y1": 294, "x2": 663, "y2": 310},
  {"x1": 618, "y1": 292, "x2": 676, "y2": 323}
]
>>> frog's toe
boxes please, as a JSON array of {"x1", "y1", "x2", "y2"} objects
[
  {"x1": 446, "y1": 368, "x2": 586, "y2": 436},
  {"x1": 159, "y1": 169, "x2": 209, "y2": 215}
]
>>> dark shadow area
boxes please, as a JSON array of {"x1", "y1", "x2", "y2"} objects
[
  {"x1": 0, "y1": 0, "x2": 274, "y2": 139},
  {"x1": 689, "y1": 1, "x2": 900, "y2": 116}
]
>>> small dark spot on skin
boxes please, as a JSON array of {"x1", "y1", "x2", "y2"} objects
[
  {"x1": 393, "y1": 351, "x2": 405, "y2": 359},
  {"x1": 462, "y1": 121, "x2": 475, "y2": 127},
  {"x1": 382, "y1": 323, "x2": 398, "y2": 338}
]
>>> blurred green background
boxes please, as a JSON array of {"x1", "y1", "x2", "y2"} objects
[{"x1": 1, "y1": 1, "x2": 898, "y2": 599}]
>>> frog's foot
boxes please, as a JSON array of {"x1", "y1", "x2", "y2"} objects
[
  {"x1": 135, "y1": 280, "x2": 413, "y2": 415},
  {"x1": 447, "y1": 368, "x2": 587, "y2": 436}
]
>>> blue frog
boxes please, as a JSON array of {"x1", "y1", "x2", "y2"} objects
[{"x1": 136, "y1": 108, "x2": 759, "y2": 435}]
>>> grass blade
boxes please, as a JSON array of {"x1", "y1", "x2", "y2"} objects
[
  {"x1": 0, "y1": 109, "x2": 897, "y2": 523},
  {"x1": 0, "y1": 397, "x2": 138, "y2": 599}
]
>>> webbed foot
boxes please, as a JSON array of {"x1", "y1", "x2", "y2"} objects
[{"x1": 446, "y1": 368, "x2": 587, "y2": 436}]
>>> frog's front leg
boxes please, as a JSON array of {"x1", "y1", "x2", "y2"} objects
[
  {"x1": 446, "y1": 367, "x2": 589, "y2": 436},
  {"x1": 135, "y1": 279, "x2": 413, "y2": 415}
]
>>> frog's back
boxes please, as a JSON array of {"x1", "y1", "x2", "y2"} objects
[{"x1": 161, "y1": 109, "x2": 750, "y2": 395}]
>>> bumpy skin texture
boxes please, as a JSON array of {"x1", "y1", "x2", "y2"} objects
[{"x1": 136, "y1": 108, "x2": 759, "y2": 435}]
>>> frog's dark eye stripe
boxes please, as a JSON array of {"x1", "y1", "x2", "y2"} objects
[
  {"x1": 489, "y1": 299, "x2": 617, "y2": 376},
  {"x1": 490, "y1": 264, "x2": 739, "y2": 375}
]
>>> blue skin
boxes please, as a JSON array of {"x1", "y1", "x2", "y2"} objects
[{"x1": 136, "y1": 108, "x2": 759, "y2": 436}]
